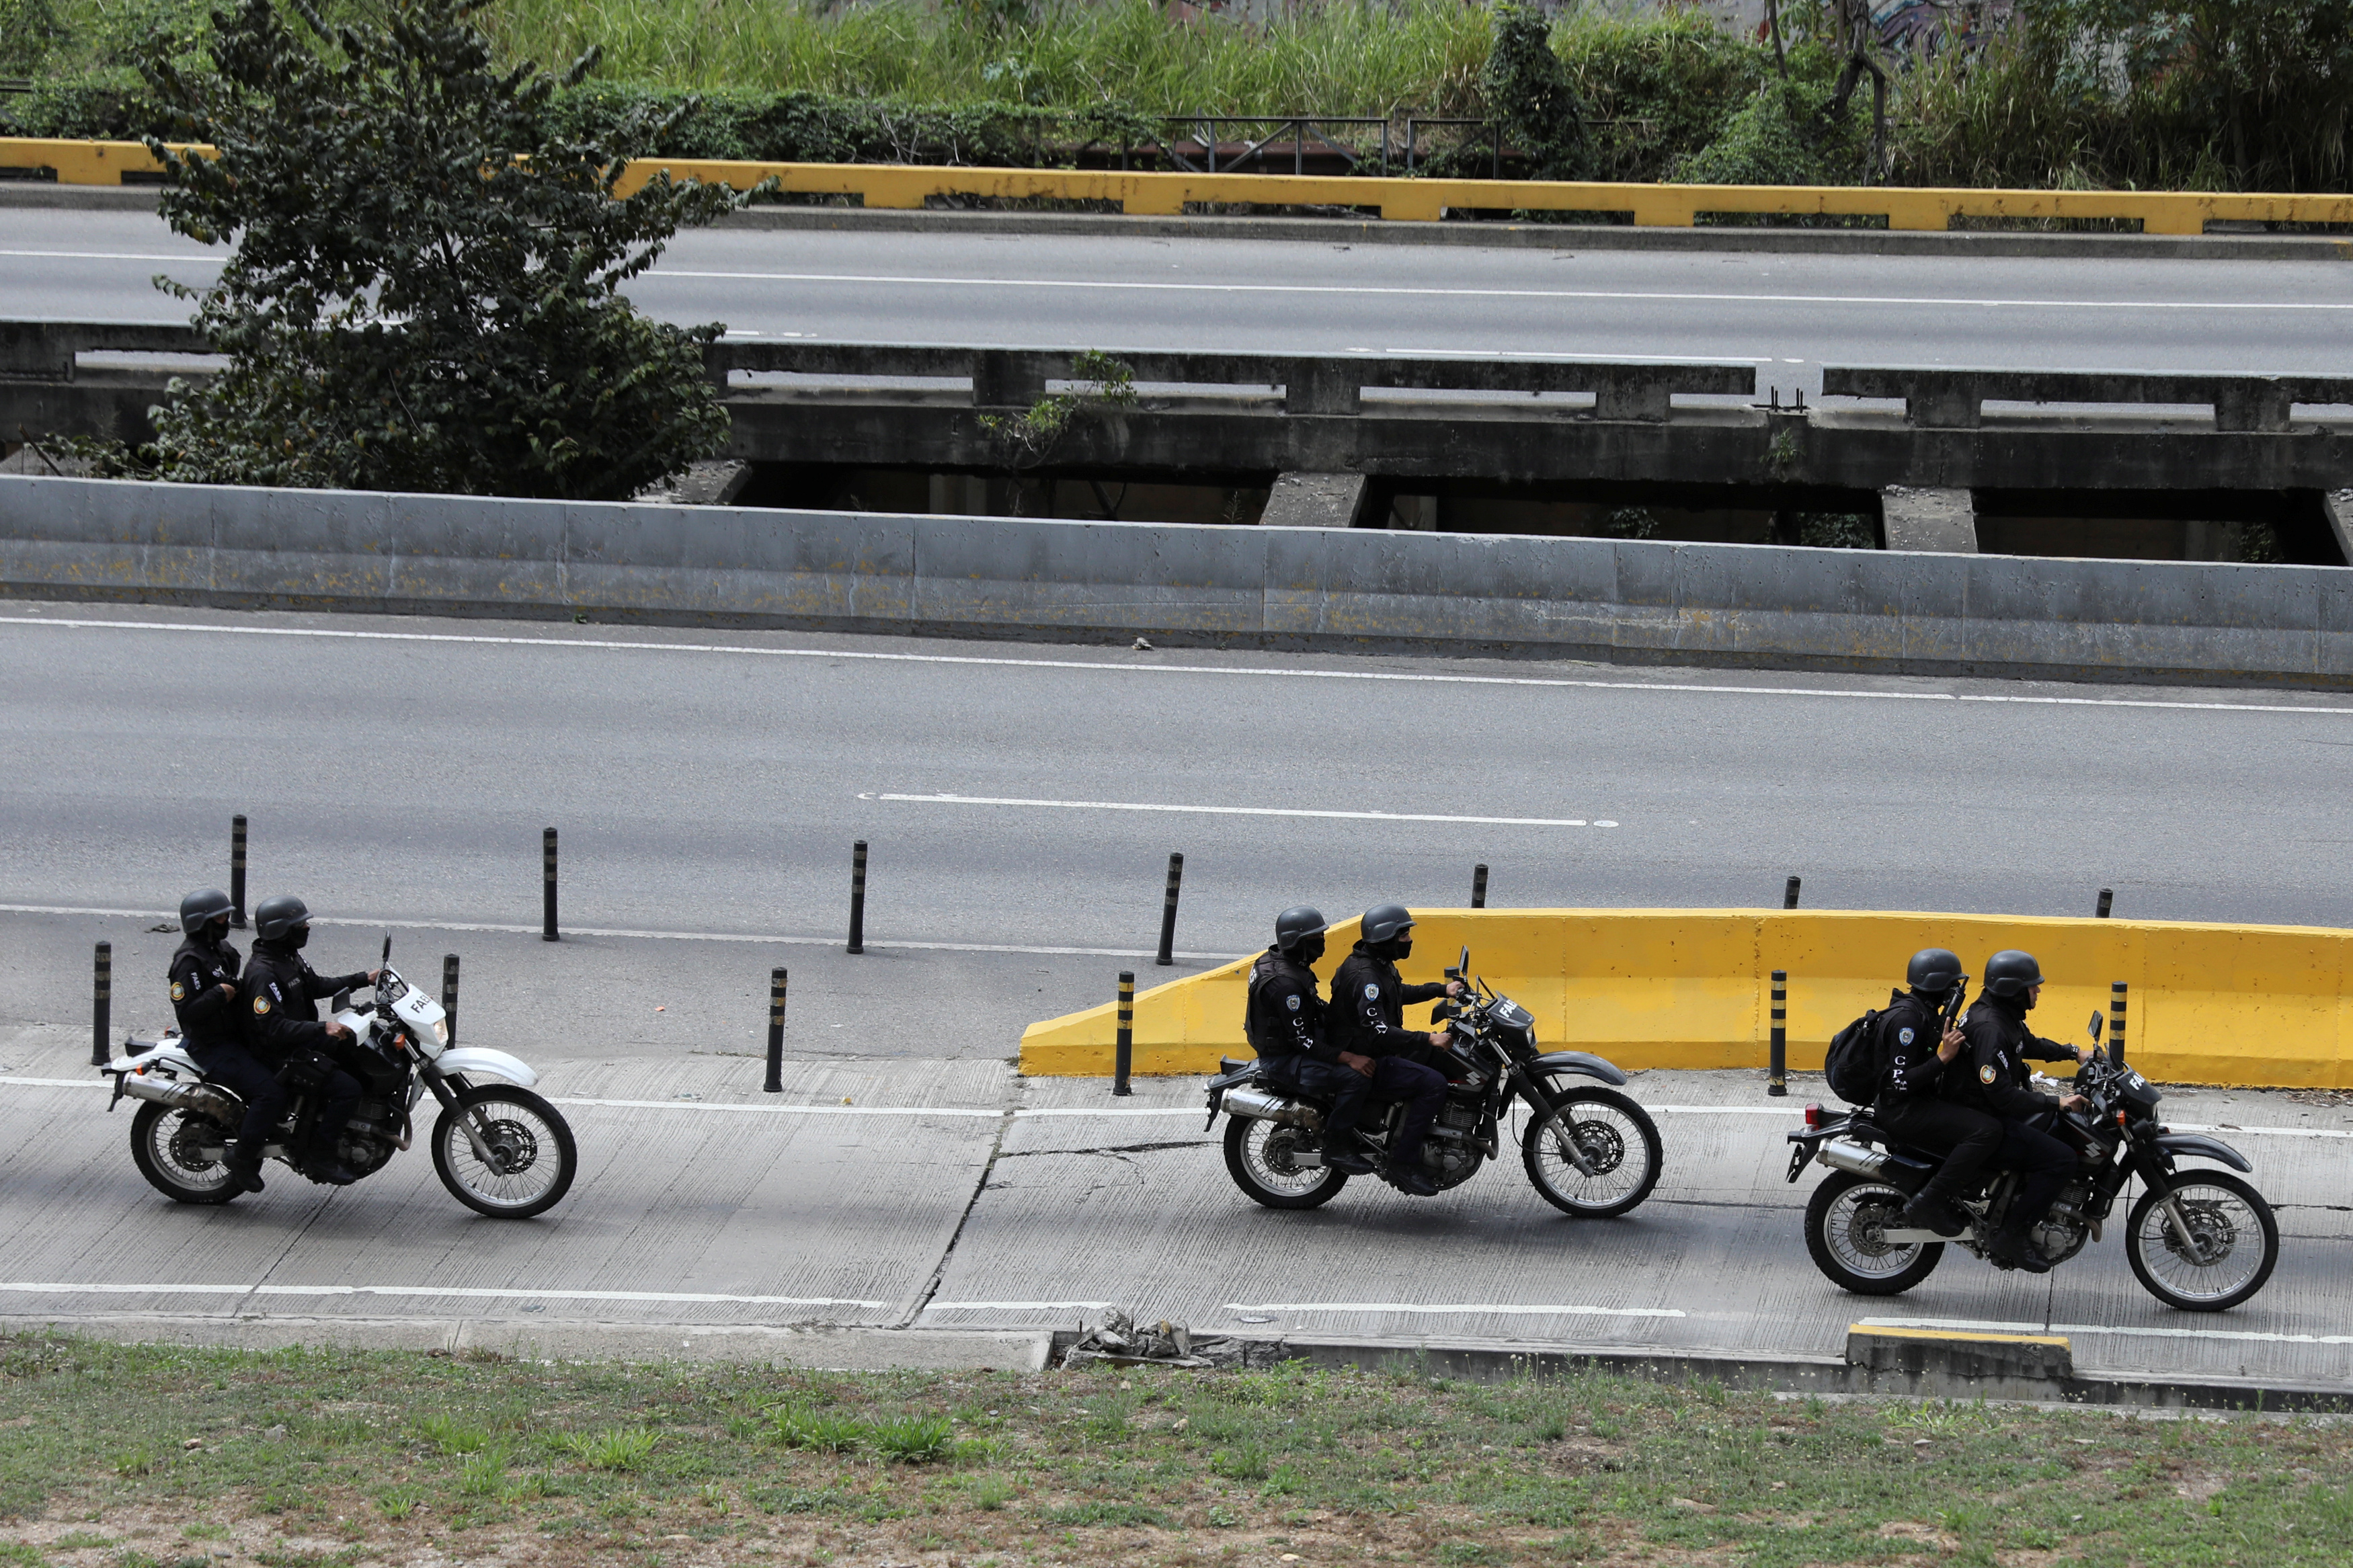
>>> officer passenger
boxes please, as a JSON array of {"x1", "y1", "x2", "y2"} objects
[
  {"x1": 1942, "y1": 948, "x2": 2093, "y2": 1274},
  {"x1": 239, "y1": 895, "x2": 379, "y2": 1187},
  {"x1": 1871, "y1": 947, "x2": 1998, "y2": 1239},
  {"x1": 1244, "y1": 906, "x2": 1376, "y2": 1177},
  {"x1": 167, "y1": 888, "x2": 281, "y2": 1194},
  {"x1": 1328, "y1": 903, "x2": 1462, "y2": 1198}
]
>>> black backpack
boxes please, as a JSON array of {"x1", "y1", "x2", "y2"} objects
[{"x1": 1821, "y1": 997, "x2": 1896, "y2": 1106}]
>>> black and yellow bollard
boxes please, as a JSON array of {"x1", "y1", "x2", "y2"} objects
[
  {"x1": 542, "y1": 827, "x2": 559, "y2": 942},
  {"x1": 229, "y1": 815, "x2": 248, "y2": 928},
  {"x1": 91, "y1": 942, "x2": 111, "y2": 1067},
  {"x1": 2110, "y1": 982, "x2": 2128, "y2": 1069},
  {"x1": 1155, "y1": 854, "x2": 1184, "y2": 967},
  {"x1": 1767, "y1": 969, "x2": 1788, "y2": 1097},
  {"x1": 764, "y1": 967, "x2": 789, "y2": 1094},
  {"x1": 1113, "y1": 971, "x2": 1135, "y2": 1098},
  {"x1": 848, "y1": 841, "x2": 868, "y2": 954},
  {"x1": 1783, "y1": 876, "x2": 1801, "y2": 909},
  {"x1": 1471, "y1": 864, "x2": 1488, "y2": 909},
  {"x1": 2096, "y1": 887, "x2": 2114, "y2": 918}
]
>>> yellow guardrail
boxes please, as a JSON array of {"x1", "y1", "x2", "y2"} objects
[
  {"x1": 1018, "y1": 909, "x2": 2353, "y2": 1088},
  {"x1": 10, "y1": 136, "x2": 2353, "y2": 233}
]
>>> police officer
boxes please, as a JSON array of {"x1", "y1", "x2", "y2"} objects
[
  {"x1": 1942, "y1": 948, "x2": 2092, "y2": 1273},
  {"x1": 167, "y1": 888, "x2": 280, "y2": 1194},
  {"x1": 1872, "y1": 947, "x2": 1997, "y2": 1239},
  {"x1": 1244, "y1": 906, "x2": 1378, "y2": 1177},
  {"x1": 239, "y1": 895, "x2": 378, "y2": 1187},
  {"x1": 1328, "y1": 903, "x2": 1462, "y2": 1197}
]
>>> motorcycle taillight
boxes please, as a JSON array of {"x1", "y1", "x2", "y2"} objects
[{"x1": 1803, "y1": 1102, "x2": 1823, "y2": 1130}]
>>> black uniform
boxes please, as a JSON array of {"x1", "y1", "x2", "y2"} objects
[
  {"x1": 239, "y1": 939, "x2": 372, "y2": 1163},
  {"x1": 1870, "y1": 988, "x2": 2001, "y2": 1208},
  {"x1": 1244, "y1": 947, "x2": 1372, "y2": 1137},
  {"x1": 168, "y1": 932, "x2": 284, "y2": 1169},
  {"x1": 1326, "y1": 944, "x2": 1448, "y2": 1168},
  {"x1": 1942, "y1": 994, "x2": 2077, "y2": 1241}
]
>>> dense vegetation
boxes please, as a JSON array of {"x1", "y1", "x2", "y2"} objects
[{"x1": 6, "y1": 0, "x2": 2353, "y2": 193}]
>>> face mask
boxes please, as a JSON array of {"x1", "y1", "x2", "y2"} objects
[
  {"x1": 1295, "y1": 936, "x2": 1326, "y2": 967},
  {"x1": 1392, "y1": 936, "x2": 1413, "y2": 960},
  {"x1": 288, "y1": 923, "x2": 311, "y2": 951}
]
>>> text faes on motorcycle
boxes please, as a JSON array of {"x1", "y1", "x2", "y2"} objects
[
  {"x1": 102, "y1": 955, "x2": 577, "y2": 1219},
  {"x1": 1205, "y1": 946, "x2": 1664, "y2": 1216},
  {"x1": 1783, "y1": 1009, "x2": 2278, "y2": 1311}
]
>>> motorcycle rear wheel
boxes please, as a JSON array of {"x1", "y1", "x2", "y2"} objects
[
  {"x1": 1223, "y1": 1116, "x2": 1347, "y2": 1210},
  {"x1": 432, "y1": 1085, "x2": 577, "y2": 1219},
  {"x1": 2124, "y1": 1171, "x2": 2278, "y2": 1312},
  {"x1": 1521, "y1": 1087, "x2": 1663, "y2": 1218},
  {"x1": 1805, "y1": 1171, "x2": 1943, "y2": 1294},
  {"x1": 129, "y1": 1102, "x2": 241, "y2": 1205}
]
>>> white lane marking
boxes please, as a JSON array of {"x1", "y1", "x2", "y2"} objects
[
  {"x1": 925, "y1": 1301, "x2": 1113, "y2": 1312},
  {"x1": 641, "y1": 268, "x2": 2353, "y2": 317},
  {"x1": 557, "y1": 1097, "x2": 1002, "y2": 1118},
  {"x1": 1227, "y1": 1301, "x2": 1686, "y2": 1318},
  {"x1": 873, "y1": 791, "x2": 1615, "y2": 829},
  {"x1": 0, "y1": 252, "x2": 221, "y2": 263},
  {"x1": 0, "y1": 904, "x2": 1243, "y2": 963},
  {"x1": 0, "y1": 1282, "x2": 885, "y2": 1307},
  {"x1": 1016, "y1": 1107, "x2": 1202, "y2": 1117},
  {"x1": 5, "y1": 616, "x2": 2346, "y2": 717},
  {"x1": 1862, "y1": 1315, "x2": 2353, "y2": 1348},
  {"x1": 1376, "y1": 347, "x2": 1769, "y2": 364}
]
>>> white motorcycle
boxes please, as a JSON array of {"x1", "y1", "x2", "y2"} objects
[{"x1": 103, "y1": 960, "x2": 577, "y2": 1218}]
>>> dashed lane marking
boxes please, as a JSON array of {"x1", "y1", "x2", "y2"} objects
[
  {"x1": 4, "y1": 616, "x2": 2349, "y2": 716},
  {"x1": 871, "y1": 791, "x2": 1616, "y2": 829},
  {"x1": 0, "y1": 1282, "x2": 886, "y2": 1307},
  {"x1": 1225, "y1": 1301, "x2": 1686, "y2": 1318},
  {"x1": 1862, "y1": 1315, "x2": 2353, "y2": 1348}
]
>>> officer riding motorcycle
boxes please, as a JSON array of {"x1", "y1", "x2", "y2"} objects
[
  {"x1": 166, "y1": 888, "x2": 281, "y2": 1194},
  {"x1": 1328, "y1": 902, "x2": 1464, "y2": 1197},
  {"x1": 237, "y1": 893, "x2": 380, "y2": 1186}
]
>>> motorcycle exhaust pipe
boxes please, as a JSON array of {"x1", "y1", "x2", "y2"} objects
[
  {"x1": 116, "y1": 1073, "x2": 233, "y2": 1119},
  {"x1": 1816, "y1": 1139, "x2": 1890, "y2": 1180},
  {"x1": 1222, "y1": 1085, "x2": 1317, "y2": 1126}
]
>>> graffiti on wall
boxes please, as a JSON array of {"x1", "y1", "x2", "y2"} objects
[{"x1": 1871, "y1": 0, "x2": 2016, "y2": 58}]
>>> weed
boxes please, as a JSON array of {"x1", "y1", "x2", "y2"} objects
[
  {"x1": 561, "y1": 1426, "x2": 659, "y2": 1471},
  {"x1": 1037, "y1": 1499, "x2": 1170, "y2": 1527},
  {"x1": 869, "y1": 1413, "x2": 953, "y2": 1463},
  {"x1": 414, "y1": 1414, "x2": 493, "y2": 1454},
  {"x1": 1210, "y1": 1446, "x2": 1270, "y2": 1481},
  {"x1": 770, "y1": 1403, "x2": 865, "y2": 1453},
  {"x1": 456, "y1": 1444, "x2": 516, "y2": 1496},
  {"x1": 371, "y1": 1485, "x2": 422, "y2": 1520}
]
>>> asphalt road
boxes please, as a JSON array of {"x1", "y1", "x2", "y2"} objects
[
  {"x1": 9, "y1": 209, "x2": 2353, "y2": 395},
  {"x1": 3, "y1": 1026, "x2": 2344, "y2": 1391}
]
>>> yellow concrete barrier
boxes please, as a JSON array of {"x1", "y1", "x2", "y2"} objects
[
  {"x1": 1018, "y1": 909, "x2": 2353, "y2": 1089},
  {"x1": 11, "y1": 137, "x2": 2353, "y2": 234}
]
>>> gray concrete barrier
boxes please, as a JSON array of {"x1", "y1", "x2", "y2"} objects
[{"x1": 3, "y1": 474, "x2": 2348, "y2": 687}]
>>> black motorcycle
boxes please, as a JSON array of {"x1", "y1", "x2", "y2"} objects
[
  {"x1": 1205, "y1": 948, "x2": 1663, "y2": 1216},
  {"x1": 1784, "y1": 1012, "x2": 2278, "y2": 1311}
]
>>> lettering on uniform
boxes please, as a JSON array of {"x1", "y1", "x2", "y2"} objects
[{"x1": 1979, "y1": 1064, "x2": 1997, "y2": 1084}]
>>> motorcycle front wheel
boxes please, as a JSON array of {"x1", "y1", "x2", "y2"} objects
[
  {"x1": 1805, "y1": 1171, "x2": 1943, "y2": 1294},
  {"x1": 1521, "y1": 1087, "x2": 1663, "y2": 1218},
  {"x1": 432, "y1": 1085, "x2": 577, "y2": 1219},
  {"x1": 129, "y1": 1102, "x2": 242, "y2": 1205},
  {"x1": 2124, "y1": 1171, "x2": 2279, "y2": 1312},
  {"x1": 1223, "y1": 1116, "x2": 1347, "y2": 1210}
]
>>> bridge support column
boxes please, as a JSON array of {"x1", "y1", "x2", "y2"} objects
[
  {"x1": 1880, "y1": 486, "x2": 1977, "y2": 553},
  {"x1": 2322, "y1": 491, "x2": 2353, "y2": 565},
  {"x1": 1259, "y1": 471, "x2": 1366, "y2": 530}
]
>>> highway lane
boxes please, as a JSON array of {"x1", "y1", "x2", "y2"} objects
[
  {"x1": 7, "y1": 209, "x2": 2353, "y2": 390},
  {"x1": 4, "y1": 604, "x2": 2352, "y2": 982},
  {"x1": 3, "y1": 1027, "x2": 2344, "y2": 1391}
]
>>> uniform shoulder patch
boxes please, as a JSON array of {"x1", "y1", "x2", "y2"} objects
[
  {"x1": 1979, "y1": 1063, "x2": 1997, "y2": 1084},
  {"x1": 1897, "y1": 1026, "x2": 1914, "y2": 1045},
  {"x1": 1363, "y1": 983, "x2": 1380, "y2": 999},
  {"x1": 252, "y1": 995, "x2": 272, "y2": 1016},
  {"x1": 169, "y1": 981, "x2": 186, "y2": 1002},
  {"x1": 1285, "y1": 993, "x2": 1302, "y2": 1012}
]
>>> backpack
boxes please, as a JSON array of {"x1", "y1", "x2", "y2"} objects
[{"x1": 1821, "y1": 1009, "x2": 1884, "y2": 1106}]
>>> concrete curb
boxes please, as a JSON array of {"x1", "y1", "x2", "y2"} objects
[
  {"x1": 0, "y1": 1313, "x2": 1053, "y2": 1370},
  {"x1": 7, "y1": 181, "x2": 2350, "y2": 260}
]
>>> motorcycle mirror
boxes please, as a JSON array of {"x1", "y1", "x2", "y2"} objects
[
  {"x1": 381, "y1": 932, "x2": 393, "y2": 966},
  {"x1": 1458, "y1": 945, "x2": 1470, "y2": 975},
  {"x1": 331, "y1": 988, "x2": 352, "y2": 1013},
  {"x1": 2088, "y1": 1011, "x2": 2104, "y2": 1040}
]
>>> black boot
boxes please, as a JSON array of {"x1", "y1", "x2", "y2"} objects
[
  {"x1": 224, "y1": 1160, "x2": 266, "y2": 1195},
  {"x1": 1986, "y1": 1231, "x2": 2054, "y2": 1274},
  {"x1": 1392, "y1": 1167, "x2": 1439, "y2": 1197},
  {"x1": 1322, "y1": 1138, "x2": 1375, "y2": 1176},
  {"x1": 307, "y1": 1153, "x2": 361, "y2": 1187},
  {"x1": 1898, "y1": 1192, "x2": 1966, "y2": 1237}
]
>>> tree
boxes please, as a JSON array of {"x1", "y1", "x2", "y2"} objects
[
  {"x1": 135, "y1": 0, "x2": 744, "y2": 498},
  {"x1": 1482, "y1": 4, "x2": 1589, "y2": 181}
]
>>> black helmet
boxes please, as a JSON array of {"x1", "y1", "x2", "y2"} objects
[
  {"x1": 1905, "y1": 947, "x2": 1964, "y2": 996},
  {"x1": 179, "y1": 887, "x2": 235, "y2": 936},
  {"x1": 1984, "y1": 949, "x2": 2044, "y2": 999},
  {"x1": 252, "y1": 893, "x2": 311, "y2": 942},
  {"x1": 1273, "y1": 906, "x2": 1327, "y2": 954},
  {"x1": 1361, "y1": 903, "x2": 1416, "y2": 944}
]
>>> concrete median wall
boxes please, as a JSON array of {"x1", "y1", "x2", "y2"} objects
[
  {"x1": 2, "y1": 474, "x2": 2350, "y2": 686},
  {"x1": 1018, "y1": 909, "x2": 2353, "y2": 1088}
]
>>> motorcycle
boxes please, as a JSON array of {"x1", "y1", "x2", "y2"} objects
[
  {"x1": 1784, "y1": 1011, "x2": 2278, "y2": 1311},
  {"x1": 101, "y1": 957, "x2": 577, "y2": 1219},
  {"x1": 1204, "y1": 947, "x2": 1663, "y2": 1216}
]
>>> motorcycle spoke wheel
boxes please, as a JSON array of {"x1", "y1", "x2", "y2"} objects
[
  {"x1": 1804, "y1": 1172, "x2": 1942, "y2": 1294},
  {"x1": 1520, "y1": 1087, "x2": 1663, "y2": 1218},
  {"x1": 129, "y1": 1103, "x2": 241, "y2": 1205},
  {"x1": 2125, "y1": 1171, "x2": 2278, "y2": 1312},
  {"x1": 1223, "y1": 1116, "x2": 1347, "y2": 1210},
  {"x1": 432, "y1": 1087, "x2": 577, "y2": 1219}
]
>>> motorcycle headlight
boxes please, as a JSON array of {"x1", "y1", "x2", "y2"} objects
[{"x1": 430, "y1": 1020, "x2": 448, "y2": 1047}]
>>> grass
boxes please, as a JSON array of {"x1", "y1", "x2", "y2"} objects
[{"x1": 5, "y1": 1333, "x2": 2353, "y2": 1565}]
